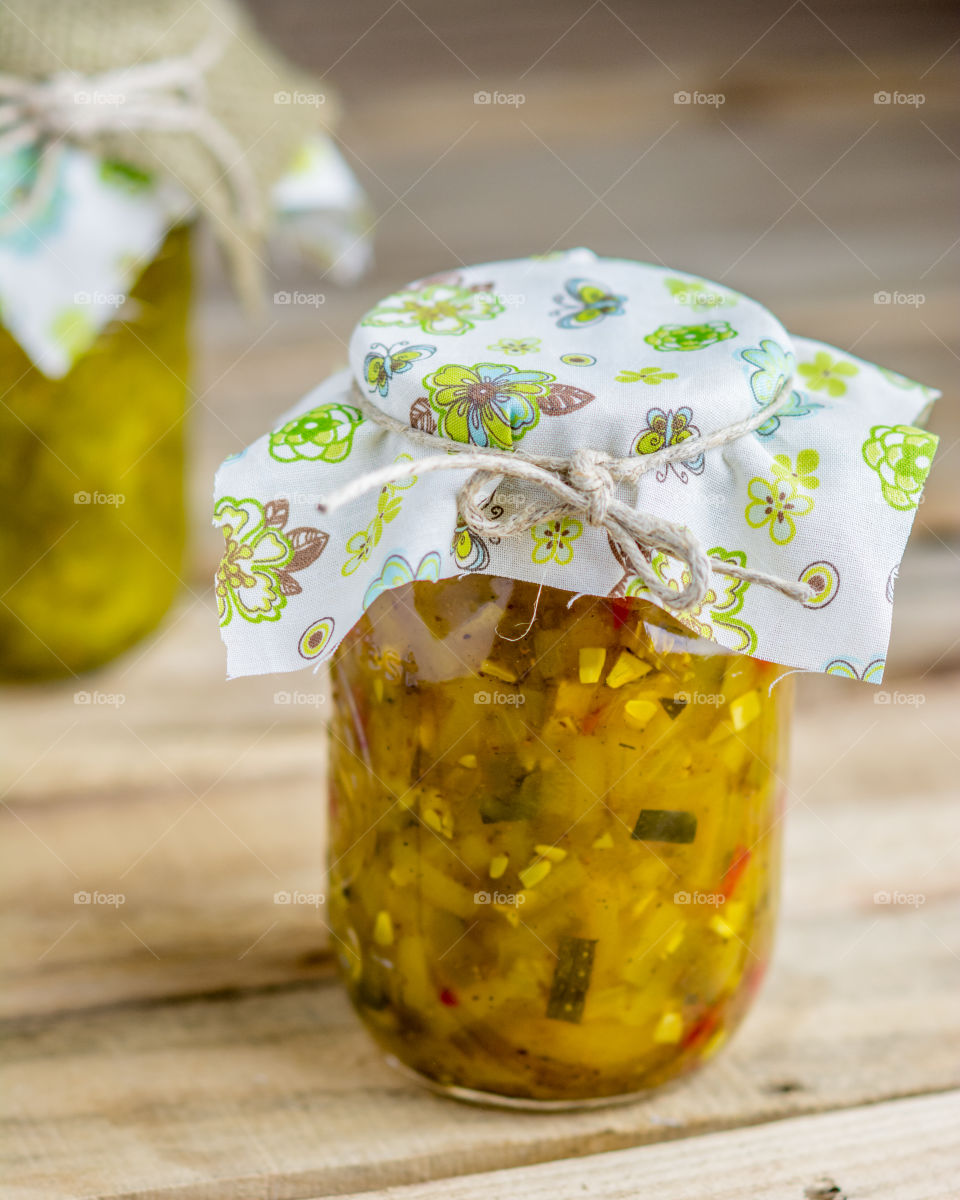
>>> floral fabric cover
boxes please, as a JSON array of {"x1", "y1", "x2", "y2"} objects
[
  {"x1": 0, "y1": 136, "x2": 369, "y2": 377},
  {"x1": 213, "y1": 248, "x2": 939, "y2": 683}
]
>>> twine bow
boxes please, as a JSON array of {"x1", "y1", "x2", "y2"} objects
[
  {"x1": 319, "y1": 379, "x2": 813, "y2": 614},
  {"x1": 0, "y1": 14, "x2": 260, "y2": 237}
]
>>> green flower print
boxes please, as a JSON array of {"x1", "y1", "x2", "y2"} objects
[
  {"x1": 771, "y1": 449, "x2": 820, "y2": 491},
  {"x1": 797, "y1": 351, "x2": 859, "y2": 397},
  {"x1": 99, "y1": 159, "x2": 154, "y2": 193},
  {"x1": 360, "y1": 283, "x2": 504, "y2": 336},
  {"x1": 363, "y1": 551, "x2": 443, "y2": 610},
  {"x1": 488, "y1": 337, "x2": 541, "y2": 355},
  {"x1": 342, "y1": 457, "x2": 417, "y2": 576},
  {"x1": 739, "y1": 339, "x2": 822, "y2": 436},
  {"x1": 633, "y1": 406, "x2": 704, "y2": 483},
  {"x1": 213, "y1": 497, "x2": 328, "y2": 627},
  {"x1": 644, "y1": 321, "x2": 738, "y2": 353},
  {"x1": 616, "y1": 367, "x2": 678, "y2": 384},
  {"x1": 298, "y1": 617, "x2": 335, "y2": 661},
  {"x1": 423, "y1": 361, "x2": 594, "y2": 451},
  {"x1": 0, "y1": 145, "x2": 67, "y2": 253},
  {"x1": 825, "y1": 657, "x2": 885, "y2": 683},
  {"x1": 531, "y1": 518, "x2": 582, "y2": 565},
  {"x1": 625, "y1": 546, "x2": 757, "y2": 654},
  {"x1": 453, "y1": 522, "x2": 491, "y2": 571},
  {"x1": 861, "y1": 424, "x2": 937, "y2": 511},
  {"x1": 744, "y1": 476, "x2": 815, "y2": 545},
  {"x1": 269, "y1": 403, "x2": 363, "y2": 464}
]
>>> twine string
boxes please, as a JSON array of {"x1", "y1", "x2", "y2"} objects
[{"x1": 317, "y1": 377, "x2": 813, "y2": 614}]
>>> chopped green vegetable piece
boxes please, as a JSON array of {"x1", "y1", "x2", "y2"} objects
[
  {"x1": 659, "y1": 696, "x2": 688, "y2": 719},
  {"x1": 546, "y1": 936, "x2": 597, "y2": 1024},
  {"x1": 631, "y1": 809, "x2": 698, "y2": 844}
]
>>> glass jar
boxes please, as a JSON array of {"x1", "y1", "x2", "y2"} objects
[
  {"x1": 0, "y1": 225, "x2": 192, "y2": 679},
  {"x1": 327, "y1": 574, "x2": 791, "y2": 1108}
]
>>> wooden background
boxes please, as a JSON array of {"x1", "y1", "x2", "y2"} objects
[{"x1": 2, "y1": 1, "x2": 960, "y2": 1196}]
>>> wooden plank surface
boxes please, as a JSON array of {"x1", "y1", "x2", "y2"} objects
[
  {"x1": 331, "y1": 1090, "x2": 960, "y2": 1200},
  {"x1": 3, "y1": 634, "x2": 960, "y2": 1197}
]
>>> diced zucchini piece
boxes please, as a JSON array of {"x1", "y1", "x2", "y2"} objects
[
  {"x1": 373, "y1": 910, "x2": 394, "y2": 946},
  {"x1": 481, "y1": 658, "x2": 518, "y2": 683},
  {"x1": 624, "y1": 699, "x2": 657, "y2": 729},
  {"x1": 546, "y1": 935, "x2": 597, "y2": 1023},
  {"x1": 489, "y1": 854, "x2": 509, "y2": 879},
  {"x1": 653, "y1": 1010, "x2": 683, "y2": 1043},
  {"x1": 519, "y1": 859, "x2": 552, "y2": 889},
  {"x1": 534, "y1": 843, "x2": 567, "y2": 863},
  {"x1": 606, "y1": 650, "x2": 653, "y2": 689},
  {"x1": 729, "y1": 689, "x2": 760, "y2": 731},
  {"x1": 458, "y1": 754, "x2": 478, "y2": 769},
  {"x1": 592, "y1": 832, "x2": 614, "y2": 850},
  {"x1": 578, "y1": 647, "x2": 606, "y2": 684},
  {"x1": 631, "y1": 808, "x2": 698, "y2": 844}
]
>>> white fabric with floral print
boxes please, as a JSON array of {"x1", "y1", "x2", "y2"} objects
[{"x1": 214, "y1": 248, "x2": 940, "y2": 683}]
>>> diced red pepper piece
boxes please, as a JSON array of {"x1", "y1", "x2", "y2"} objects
[
  {"x1": 721, "y1": 846, "x2": 751, "y2": 898},
  {"x1": 439, "y1": 987, "x2": 459, "y2": 1007},
  {"x1": 681, "y1": 1007, "x2": 720, "y2": 1050},
  {"x1": 610, "y1": 597, "x2": 633, "y2": 630},
  {"x1": 580, "y1": 705, "x2": 607, "y2": 735}
]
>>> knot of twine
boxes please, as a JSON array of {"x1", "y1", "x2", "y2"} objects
[
  {"x1": 0, "y1": 13, "x2": 260, "y2": 237},
  {"x1": 319, "y1": 377, "x2": 813, "y2": 614}
]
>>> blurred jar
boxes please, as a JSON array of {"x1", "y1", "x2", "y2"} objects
[
  {"x1": 0, "y1": 225, "x2": 191, "y2": 679},
  {"x1": 327, "y1": 575, "x2": 790, "y2": 1108}
]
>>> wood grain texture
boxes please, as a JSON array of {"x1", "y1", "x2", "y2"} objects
[{"x1": 329, "y1": 1090, "x2": 960, "y2": 1200}]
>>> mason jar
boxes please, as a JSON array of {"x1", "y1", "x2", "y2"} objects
[
  {"x1": 327, "y1": 574, "x2": 790, "y2": 1108},
  {"x1": 0, "y1": 224, "x2": 192, "y2": 679}
]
